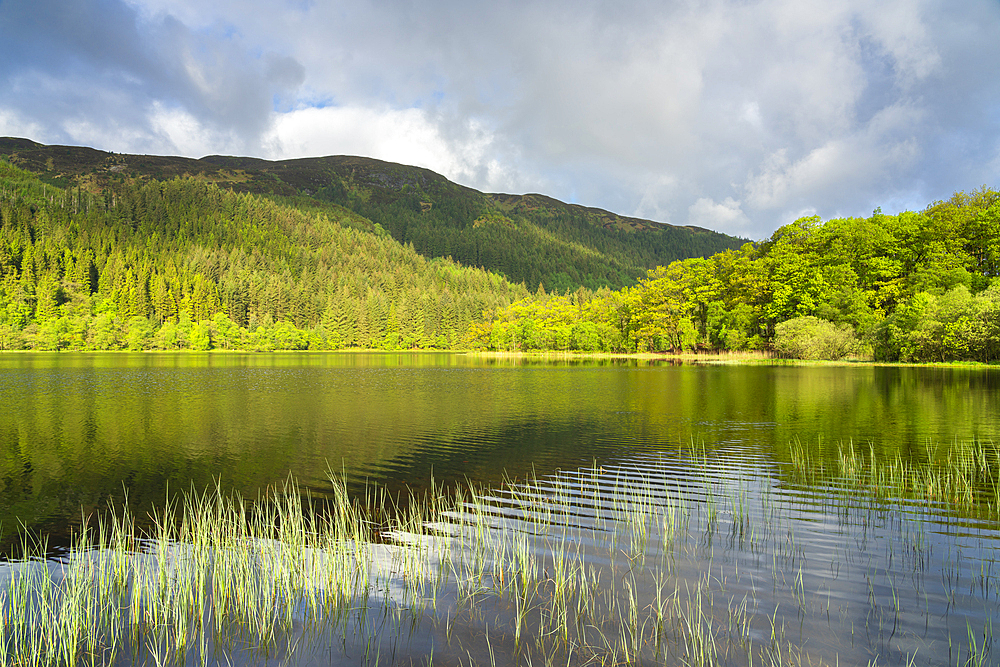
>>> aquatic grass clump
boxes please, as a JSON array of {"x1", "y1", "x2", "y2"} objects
[
  {"x1": 786, "y1": 437, "x2": 1000, "y2": 516},
  {"x1": 0, "y1": 465, "x2": 702, "y2": 667},
  {"x1": 0, "y1": 477, "x2": 443, "y2": 667},
  {"x1": 2, "y1": 452, "x2": 1000, "y2": 667}
]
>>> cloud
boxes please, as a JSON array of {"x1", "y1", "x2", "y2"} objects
[
  {"x1": 0, "y1": 0, "x2": 305, "y2": 156},
  {"x1": 0, "y1": 108, "x2": 46, "y2": 145},
  {"x1": 1, "y1": 0, "x2": 999, "y2": 239},
  {"x1": 264, "y1": 106, "x2": 534, "y2": 195},
  {"x1": 688, "y1": 197, "x2": 751, "y2": 231},
  {"x1": 744, "y1": 102, "x2": 924, "y2": 213}
]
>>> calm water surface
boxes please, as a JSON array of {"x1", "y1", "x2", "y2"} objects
[
  {"x1": 2, "y1": 353, "x2": 997, "y2": 547},
  {"x1": 1, "y1": 353, "x2": 999, "y2": 665}
]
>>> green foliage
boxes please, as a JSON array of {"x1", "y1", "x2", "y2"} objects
[
  {"x1": 773, "y1": 316, "x2": 857, "y2": 360},
  {"x1": 0, "y1": 140, "x2": 745, "y2": 293},
  {"x1": 5, "y1": 144, "x2": 999, "y2": 362},
  {"x1": 347, "y1": 190, "x2": 743, "y2": 291},
  {"x1": 126, "y1": 316, "x2": 154, "y2": 351},
  {"x1": 877, "y1": 281, "x2": 1000, "y2": 362},
  {"x1": 472, "y1": 188, "x2": 1000, "y2": 361},
  {"x1": 0, "y1": 164, "x2": 529, "y2": 351}
]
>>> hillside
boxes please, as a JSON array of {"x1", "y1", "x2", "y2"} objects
[
  {"x1": 0, "y1": 138, "x2": 746, "y2": 291},
  {"x1": 0, "y1": 159, "x2": 528, "y2": 351}
]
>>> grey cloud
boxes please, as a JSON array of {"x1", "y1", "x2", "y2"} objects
[
  {"x1": 265, "y1": 54, "x2": 306, "y2": 89},
  {"x1": 0, "y1": 0, "x2": 150, "y2": 78},
  {"x1": 0, "y1": 0, "x2": 306, "y2": 154}
]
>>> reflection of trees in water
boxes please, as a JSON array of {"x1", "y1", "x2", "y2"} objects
[{"x1": 2, "y1": 358, "x2": 999, "y2": 559}]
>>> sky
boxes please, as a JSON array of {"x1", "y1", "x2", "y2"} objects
[{"x1": 1, "y1": 0, "x2": 998, "y2": 240}]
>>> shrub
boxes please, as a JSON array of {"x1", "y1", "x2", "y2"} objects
[{"x1": 774, "y1": 316, "x2": 857, "y2": 360}]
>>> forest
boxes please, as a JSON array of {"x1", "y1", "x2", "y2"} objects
[
  {"x1": 0, "y1": 139, "x2": 745, "y2": 293},
  {"x1": 336, "y1": 187, "x2": 741, "y2": 292},
  {"x1": 2, "y1": 151, "x2": 998, "y2": 362},
  {"x1": 469, "y1": 187, "x2": 1000, "y2": 362},
  {"x1": 0, "y1": 161, "x2": 528, "y2": 351}
]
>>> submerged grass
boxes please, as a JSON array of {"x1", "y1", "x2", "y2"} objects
[
  {"x1": 0, "y1": 468, "x2": 701, "y2": 666},
  {"x1": 0, "y1": 478, "x2": 397, "y2": 667},
  {"x1": 1, "y1": 448, "x2": 998, "y2": 667},
  {"x1": 787, "y1": 438, "x2": 1000, "y2": 516}
]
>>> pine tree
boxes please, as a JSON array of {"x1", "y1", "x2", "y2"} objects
[
  {"x1": 336, "y1": 295, "x2": 357, "y2": 347},
  {"x1": 383, "y1": 302, "x2": 400, "y2": 349}
]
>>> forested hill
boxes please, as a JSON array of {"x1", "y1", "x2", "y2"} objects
[
  {"x1": 0, "y1": 159, "x2": 529, "y2": 351},
  {"x1": 0, "y1": 138, "x2": 746, "y2": 292}
]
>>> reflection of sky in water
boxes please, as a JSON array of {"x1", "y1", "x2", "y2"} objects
[{"x1": 479, "y1": 451, "x2": 1000, "y2": 666}]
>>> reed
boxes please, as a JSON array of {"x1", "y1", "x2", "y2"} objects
[
  {"x1": 787, "y1": 437, "x2": 1000, "y2": 517},
  {"x1": 0, "y1": 453, "x2": 996, "y2": 667}
]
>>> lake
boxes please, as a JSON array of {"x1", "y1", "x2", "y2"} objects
[{"x1": 1, "y1": 353, "x2": 998, "y2": 665}]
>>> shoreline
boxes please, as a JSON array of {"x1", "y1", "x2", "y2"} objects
[{"x1": 0, "y1": 347, "x2": 995, "y2": 367}]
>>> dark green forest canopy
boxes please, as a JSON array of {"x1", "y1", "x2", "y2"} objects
[
  {"x1": 468, "y1": 187, "x2": 1000, "y2": 362},
  {"x1": 0, "y1": 138, "x2": 746, "y2": 292}
]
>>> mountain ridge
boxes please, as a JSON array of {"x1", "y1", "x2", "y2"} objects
[
  {"x1": 0, "y1": 137, "x2": 718, "y2": 231},
  {"x1": 0, "y1": 137, "x2": 747, "y2": 291}
]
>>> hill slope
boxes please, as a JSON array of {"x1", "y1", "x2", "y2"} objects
[
  {"x1": 0, "y1": 159, "x2": 528, "y2": 351},
  {"x1": 0, "y1": 138, "x2": 747, "y2": 291}
]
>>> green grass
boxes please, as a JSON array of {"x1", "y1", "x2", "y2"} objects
[
  {"x1": 0, "y1": 468, "x2": 692, "y2": 666},
  {"x1": 787, "y1": 437, "x2": 1000, "y2": 515},
  {"x1": 1, "y1": 451, "x2": 998, "y2": 666}
]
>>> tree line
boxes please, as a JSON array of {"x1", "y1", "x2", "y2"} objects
[
  {"x1": 468, "y1": 188, "x2": 1000, "y2": 362},
  {"x1": 4, "y1": 156, "x2": 998, "y2": 361}
]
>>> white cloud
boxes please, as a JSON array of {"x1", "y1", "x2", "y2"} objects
[
  {"x1": 857, "y1": 0, "x2": 942, "y2": 85},
  {"x1": 744, "y1": 102, "x2": 924, "y2": 211},
  {"x1": 61, "y1": 117, "x2": 162, "y2": 156},
  {"x1": 266, "y1": 106, "x2": 463, "y2": 169},
  {"x1": 632, "y1": 173, "x2": 681, "y2": 224},
  {"x1": 0, "y1": 108, "x2": 46, "y2": 144},
  {"x1": 148, "y1": 102, "x2": 245, "y2": 156},
  {"x1": 741, "y1": 102, "x2": 763, "y2": 130},
  {"x1": 264, "y1": 105, "x2": 533, "y2": 195},
  {"x1": 688, "y1": 197, "x2": 751, "y2": 231}
]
